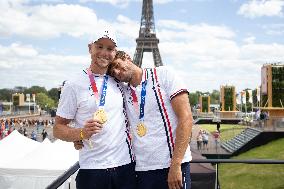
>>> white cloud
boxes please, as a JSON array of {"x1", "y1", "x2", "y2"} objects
[
  {"x1": 240, "y1": 42, "x2": 284, "y2": 62},
  {"x1": 0, "y1": 2, "x2": 99, "y2": 38},
  {"x1": 262, "y1": 23, "x2": 284, "y2": 36},
  {"x1": 238, "y1": 0, "x2": 284, "y2": 18},
  {"x1": 113, "y1": 15, "x2": 139, "y2": 43},
  {"x1": 142, "y1": 19, "x2": 284, "y2": 92},
  {"x1": 158, "y1": 20, "x2": 235, "y2": 41},
  {"x1": 0, "y1": 1, "x2": 139, "y2": 44},
  {"x1": 156, "y1": 20, "x2": 239, "y2": 63},
  {"x1": 0, "y1": 43, "x2": 38, "y2": 60},
  {"x1": 79, "y1": 0, "x2": 132, "y2": 8},
  {"x1": 0, "y1": 43, "x2": 89, "y2": 89},
  {"x1": 243, "y1": 36, "x2": 256, "y2": 44},
  {"x1": 78, "y1": 0, "x2": 184, "y2": 8}
]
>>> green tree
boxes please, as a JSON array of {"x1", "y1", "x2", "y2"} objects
[
  {"x1": 14, "y1": 86, "x2": 27, "y2": 93},
  {"x1": 0, "y1": 88, "x2": 13, "y2": 101},
  {"x1": 24, "y1": 86, "x2": 47, "y2": 95},
  {"x1": 188, "y1": 91, "x2": 203, "y2": 107},
  {"x1": 188, "y1": 93, "x2": 198, "y2": 106},
  {"x1": 210, "y1": 89, "x2": 220, "y2": 104},
  {"x1": 201, "y1": 96, "x2": 209, "y2": 112},
  {"x1": 36, "y1": 92, "x2": 56, "y2": 110},
  {"x1": 224, "y1": 87, "x2": 233, "y2": 111},
  {"x1": 48, "y1": 88, "x2": 59, "y2": 103}
]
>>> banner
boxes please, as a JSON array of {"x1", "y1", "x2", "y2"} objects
[
  {"x1": 236, "y1": 93, "x2": 241, "y2": 104},
  {"x1": 241, "y1": 91, "x2": 246, "y2": 104},
  {"x1": 32, "y1": 94, "x2": 36, "y2": 102},
  {"x1": 26, "y1": 94, "x2": 30, "y2": 102},
  {"x1": 261, "y1": 67, "x2": 267, "y2": 94},
  {"x1": 248, "y1": 90, "x2": 253, "y2": 103},
  {"x1": 256, "y1": 87, "x2": 260, "y2": 102}
]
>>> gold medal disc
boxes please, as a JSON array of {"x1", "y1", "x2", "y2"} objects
[
  {"x1": 93, "y1": 109, "x2": 107, "y2": 124},
  {"x1": 137, "y1": 123, "x2": 147, "y2": 137}
]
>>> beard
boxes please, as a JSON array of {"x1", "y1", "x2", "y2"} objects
[{"x1": 119, "y1": 71, "x2": 132, "y2": 83}]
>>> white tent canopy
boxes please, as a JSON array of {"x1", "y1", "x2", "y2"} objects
[
  {"x1": 0, "y1": 130, "x2": 79, "y2": 189},
  {"x1": 0, "y1": 130, "x2": 40, "y2": 167}
]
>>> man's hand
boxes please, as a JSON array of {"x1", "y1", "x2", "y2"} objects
[
  {"x1": 168, "y1": 164, "x2": 183, "y2": 189},
  {"x1": 74, "y1": 140, "x2": 84, "y2": 150},
  {"x1": 82, "y1": 118, "x2": 103, "y2": 139}
]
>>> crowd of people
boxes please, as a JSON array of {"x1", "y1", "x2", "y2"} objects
[{"x1": 0, "y1": 117, "x2": 54, "y2": 141}]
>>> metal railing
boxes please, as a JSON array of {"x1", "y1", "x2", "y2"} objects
[
  {"x1": 46, "y1": 162, "x2": 79, "y2": 189},
  {"x1": 46, "y1": 159, "x2": 284, "y2": 189}
]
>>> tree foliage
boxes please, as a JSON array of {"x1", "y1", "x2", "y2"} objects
[
  {"x1": 211, "y1": 90, "x2": 220, "y2": 104},
  {"x1": 0, "y1": 86, "x2": 57, "y2": 109},
  {"x1": 188, "y1": 93, "x2": 198, "y2": 106},
  {"x1": 48, "y1": 88, "x2": 59, "y2": 103},
  {"x1": 0, "y1": 88, "x2": 14, "y2": 101},
  {"x1": 24, "y1": 86, "x2": 47, "y2": 95},
  {"x1": 188, "y1": 90, "x2": 220, "y2": 107},
  {"x1": 36, "y1": 92, "x2": 56, "y2": 109},
  {"x1": 201, "y1": 96, "x2": 209, "y2": 112}
]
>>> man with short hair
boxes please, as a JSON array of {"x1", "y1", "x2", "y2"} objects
[
  {"x1": 109, "y1": 51, "x2": 193, "y2": 189},
  {"x1": 53, "y1": 31, "x2": 136, "y2": 189}
]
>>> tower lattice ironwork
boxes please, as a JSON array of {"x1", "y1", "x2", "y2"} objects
[{"x1": 133, "y1": 0, "x2": 163, "y2": 67}]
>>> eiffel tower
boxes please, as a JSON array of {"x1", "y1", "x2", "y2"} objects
[{"x1": 133, "y1": 0, "x2": 163, "y2": 67}]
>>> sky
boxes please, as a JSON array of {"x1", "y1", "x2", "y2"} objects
[{"x1": 0, "y1": 0, "x2": 284, "y2": 93}]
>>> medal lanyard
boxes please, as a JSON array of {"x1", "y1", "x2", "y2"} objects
[
  {"x1": 139, "y1": 80, "x2": 147, "y2": 121},
  {"x1": 87, "y1": 69, "x2": 108, "y2": 108},
  {"x1": 130, "y1": 69, "x2": 148, "y2": 121}
]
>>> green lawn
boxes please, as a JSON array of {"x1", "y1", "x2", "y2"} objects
[
  {"x1": 219, "y1": 138, "x2": 284, "y2": 189},
  {"x1": 200, "y1": 124, "x2": 247, "y2": 142}
]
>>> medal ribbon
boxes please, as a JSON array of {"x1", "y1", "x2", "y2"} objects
[
  {"x1": 139, "y1": 80, "x2": 147, "y2": 120},
  {"x1": 99, "y1": 75, "x2": 108, "y2": 107},
  {"x1": 130, "y1": 69, "x2": 148, "y2": 121},
  {"x1": 85, "y1": 68, "x2": 109, "y2": 149},
  {"x1": 87, "y1": 68, "x2": 108, "y2": 108},
  {"x1": 130, "y1": 88, "x2": 139, "y2": 112}
]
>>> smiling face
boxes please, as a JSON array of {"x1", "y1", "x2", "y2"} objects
[
  {"x1": 89, "y1": 38, "x2": 117, "y2": 72},
  {"x1": 108, "y1": 51, "x2": 134, "y2": 82}
]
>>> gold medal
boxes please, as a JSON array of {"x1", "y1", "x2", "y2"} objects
[
  {"x1": 93, "y1": 109, "x2": 108, "y2": 124},
  {"x1": 137, "y1": 122, "x2": 147, "y2": 137}
]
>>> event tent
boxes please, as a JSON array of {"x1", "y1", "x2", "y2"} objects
[
  {"x1": 0, "y1": 130, "x2": 78, "y2": 189},
  {"x1": 0, "y1": 130, "x2": 40, "y2": 167}
]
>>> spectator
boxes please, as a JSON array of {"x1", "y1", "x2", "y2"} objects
[
  {"x1": 216, "y1": 122, "x2": 221, "y2": 132},
  {"x1": 202, "y1": 130, "x2": 209, "y2": 150},
  {"x1": 42, "y1": 129, "x2": 48, "y2": 141},
  {"x1": 213, "y1": 130, "x2": 220, "y2": 148},
  {"x1": 31, "y1": 130, "x2": 37, "y2": 141},
  {"x1": 23, "y1": 128, "x2": 28, "y2": 137},
  {"x1": 18, "y1": 127, "x2": 23, "y2": 134},
  {"x1": 260, "y1": 110, "x2": 269, "y2": 127},
  {"x1": 197, "y1": 132, "x2": 203, "y2": 150}
]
